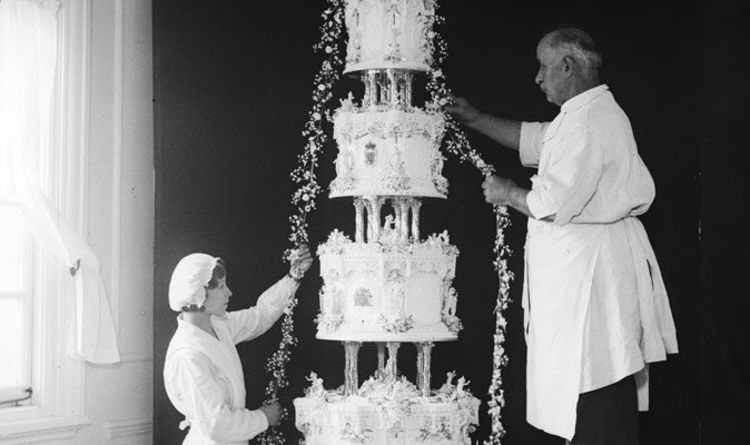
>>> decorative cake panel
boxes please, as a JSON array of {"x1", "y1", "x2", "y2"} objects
[
  {"x1": 330, "y1": 108, "x2": 448, "y2": 199},
  {"x1": 316, "y1": 233, "x2": 461, "y2": 342}
]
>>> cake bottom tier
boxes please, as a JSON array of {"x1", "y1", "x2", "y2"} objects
[{"x1": 294, "y1": 377, "x2": 479, "y2": 445}]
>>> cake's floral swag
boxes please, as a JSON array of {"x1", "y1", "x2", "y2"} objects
[
  {"x1": 442, "y1": 313, "x2": 464, "y2": 336},
  {"x1": 258, "y1": 2, "x2": 345, "y2": 444},
  {"x1": 419, "y1": 421, "x2": 454, "y2": 442},
  {"x1": 340, "y1": 422, "x2": 373, "y2": 444},
  {"x1": 378, "y1": 314, "x2": 415, "y2": 333},
  {"x1": 426, "y1": 6, "x2": 515, "y2": 444}
]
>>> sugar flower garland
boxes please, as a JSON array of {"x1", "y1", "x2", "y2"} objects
[
  {"x1": 427, "y1": 8, "x2": 515, "y2": 445},
  {"x1": 261, "y1": 1, "x2": 514, "y2": 444},
  {"x1": 257, "y1": 2, "x2": 346, "y2": 444}
]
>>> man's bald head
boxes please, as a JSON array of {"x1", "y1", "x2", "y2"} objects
[
  {"x1": 534, "y1": 27, "x2": 603, "y2": 105},
  {"x1": 540, "y1": 27, "x2": 602, "y2": 80}
]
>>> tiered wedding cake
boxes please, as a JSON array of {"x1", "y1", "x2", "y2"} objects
[{"x1": 294, "y1": 1, "x2": 480, "y2": 443}]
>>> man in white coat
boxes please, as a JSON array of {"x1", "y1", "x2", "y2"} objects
[{"x1": 449, "y1": 27, "x2": 678, "y2": 444}]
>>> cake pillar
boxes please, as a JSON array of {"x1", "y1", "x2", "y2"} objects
[
  {"x1": 385, "y1": 342, "x2": 400, "y2": 380},
  {"x1": 365, "y1": 197, "x2": 383, "y2": 242},
  {"x1": 388, "y1": 69, "x2": 398, "y2": 108},
  {"x1": 410, "y1": 199, "x2": 422, "y2": 241},
  {"x1": 405, "y1": 73, "x2": 413, "y2": 107},
  {"x1": 377, "y1": 342, "x2": 386, "y2": 373},
  {"x1": 391, "y1": 199, "x2": 402, "y2": 238},
  {"x1": 343, "y1": 341, "x2": 362, "y2": 395},
  {"x1": 377, "y1": 75, "x2": 387, "y2": 104},
  {"x1": 354, "y1": 199, "x2": 366, "y2": 243},
  {"x1": 416, "y1": 342, "x2": 434, "y2": 397},
  {"x1": 396, "y1": 198, "x2": 411, "y2": 242},
  {"x1": 364, "y1": 70, "x2": 377, "y2": 109}
]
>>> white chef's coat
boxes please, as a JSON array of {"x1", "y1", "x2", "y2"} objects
[
  {"x1": 519, "y1": 84, "x2": 678, "y2": 440},
  {"x1": 164, "y1": 276, "x2": 299, "y2": 445}
]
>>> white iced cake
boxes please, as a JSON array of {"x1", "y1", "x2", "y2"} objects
[
  {"x1": 294, "y1": 372, "x2": 479, "y2": 445},
  {"x1": 330, "y1": 98, "x2": 448, "y2": 199},
  {"x1": 295, "y1": 1, "x2": 481, "y2": 443},
  {"x1": 343, "y1": 0, "x2": 436, "y2": 73},
  {"x1": 316, "y1": 229, "x2": 463, "y2": 343}
]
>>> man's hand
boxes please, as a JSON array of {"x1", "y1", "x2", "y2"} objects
[
  {"x1": 482, "y1": 175, "x2": 538, "y2": 218},
  {"x1": 446, "y1": 96, "x2": 481, "y2": 126},
  {"x1": 258, "y1": 402, "x2": 282, "y2": 427},
  {"x1": 289, "y1": 244, "x2": 314, "y2": 279},
  {"x1": 483, "y1": 175, "x2": 518, "y2": 206},
  {"x1": 446, "y1": 96, "x2": 522, "y2": 151}
]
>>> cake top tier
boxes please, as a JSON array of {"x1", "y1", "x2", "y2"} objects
[{"x1": 344, "y1": 0, "x2": 436, "y2": 73}]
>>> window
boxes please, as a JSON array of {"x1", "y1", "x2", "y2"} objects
[
  {"x1": 0, "y1": 205, "x2": 33, "y2": 399},
  {"x1": 0, "y1": 0, "x2": 92, "y2": 440}
]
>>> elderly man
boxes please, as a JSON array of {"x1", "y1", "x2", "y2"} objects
[{"x1": 449, "y1": 28, "x2": 678, "y2": 444}]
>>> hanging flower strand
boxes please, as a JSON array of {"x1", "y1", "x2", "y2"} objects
[
  {"x1": 258, "y1": 2, "x2": 345, "y2": 444},
  {"x1": 426, "y1": 8, "x2": 515, "y2": 445}
]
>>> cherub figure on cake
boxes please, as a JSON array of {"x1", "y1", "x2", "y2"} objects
[{"x1": 378, "y1": 214, "x2": 399, "y2": 245}]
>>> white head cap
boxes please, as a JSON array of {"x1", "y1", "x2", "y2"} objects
[{"x1": 168, "y1": 253, "x2": 220, "y2": 312}]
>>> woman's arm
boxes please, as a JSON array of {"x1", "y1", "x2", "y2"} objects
[{"x1": 228, "y1": 245, "x2": 314, "y2": 343}]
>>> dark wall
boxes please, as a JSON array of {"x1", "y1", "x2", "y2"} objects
[
  {"x1": 152, "y1": 0, "x2": 738, "y2": 443},
  {"x1": 700, "y1": 1, "x2": 750, "y2": 443}
]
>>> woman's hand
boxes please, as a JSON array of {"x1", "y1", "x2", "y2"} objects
[
  {"x1": 258, "y1": 402, "x2": 282, "y2": 427},
  {"x1": 288, "y1": 244, "x2": 314, "y2": 280}
]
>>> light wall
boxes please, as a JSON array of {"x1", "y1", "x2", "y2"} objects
[{"x1": 57, "y1": 0, "x2": 153, "y2": 443}]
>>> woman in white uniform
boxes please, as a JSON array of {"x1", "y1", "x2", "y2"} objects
[{"x1": 163, "y1": 245, "x2": 313, "y2": 444}]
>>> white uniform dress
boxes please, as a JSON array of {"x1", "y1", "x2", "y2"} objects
[
  {"x1": 164, "y1": 276, "x2": 298, "y2": 445},
  {"x1": 519, "y1": 84, "x2": 678, "y2": 440}
]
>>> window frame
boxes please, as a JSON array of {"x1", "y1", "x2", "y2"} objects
[
  {"x1": 0, "y1": 203, "x2": 34, "y2": 396},
  {"x1": 0, "y1": 0, "x2": 94, "y2": 440}
]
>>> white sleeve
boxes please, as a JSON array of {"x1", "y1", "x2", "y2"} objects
[
  {"x1": 526, "y1": 126, "x2": 604, "y2": 224},
  {"x1": 227, "y1": 275, "x2": 299, "y2": 344},
  {"x1": 519, "y1": 121, "x2": 549, "y2": 167},
  {"x1": 166, "y1": 352, "x2": 269, "y2": 441}
]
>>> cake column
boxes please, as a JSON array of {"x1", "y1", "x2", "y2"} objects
[
  {"x1": 366, "y1": 197, "x2": 384, "y2": 242},
  {"x1": 343, "y1": 341, "x2": 362, "y2": 395},
  {"x1": 364, "y1": 70, "x2": 377, "y2": 109},
  {"x1": 395, "y1": 198, "x2": 411, "y2": 242},
  {"x1": 388, "y1": 69, "x2": 398, "y2": 108},
  {"x1": 354, "y1": 199, "x2": 366, "y2": 243},
  {"x1": 385, "y1": 342, "x2": 400, "y2": 380},
  {"x1": 392, "y1": 199, "x2": 403, "y2": 237},
  {"x1": 410, "y1": 199, "x2": 422, "y2": 241},
  {"x1": 404, "y1": 73, "x2": 413, "y2": 107},
  {"x1": 377, "y1": 342, "x2": 386, "y2": 373},
  {"x1": 416, "y1": 342, "x2": 435, "y2": 397}
]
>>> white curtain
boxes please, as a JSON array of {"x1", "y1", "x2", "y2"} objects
[{"x1": 0, "y1": 0, "x2": 120, "y2": 364}]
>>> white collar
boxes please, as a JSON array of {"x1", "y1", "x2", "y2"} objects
[{"x1": 560, "y1": 84, "x2": 609, "y2": 113}]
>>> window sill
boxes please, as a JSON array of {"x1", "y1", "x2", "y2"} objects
[{"x1": 0, "y1": 415, "x2": 90, "y2": 443}]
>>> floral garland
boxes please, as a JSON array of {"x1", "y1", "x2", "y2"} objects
[
  {"x1": 261, "y1": 1, "x2": 513, "y2": 444},
  {"x1": 427, "y1": 9, "x2": 515, "y2": 445},
  {"x1": 257, "y1": 2, "x2": 345, "y2": 444}
]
